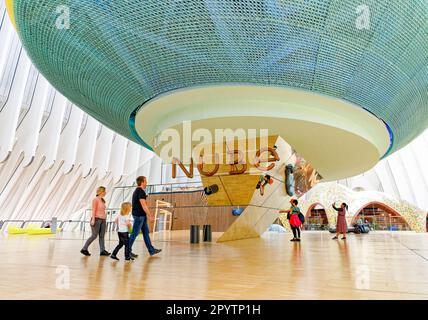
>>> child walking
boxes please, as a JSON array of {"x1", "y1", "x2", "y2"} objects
[{"x1": 111, "y1": 202, "x2": 133, "y2": 261}]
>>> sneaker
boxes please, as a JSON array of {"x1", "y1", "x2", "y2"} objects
[
  {"x1": 341, "y1": 237, "x2": 347, "y2": 240},
  {"x1": 130, "y1": 252, "x2": 138, "y2": 258},
  {"x1": 110, "y1": 255, "x2": 119, "y2": 261},
  {"x1": 150, "y1": 248, "x2": 162, "y2": 256},
  {"x1": 125, "y1": 257, "x2": 135, "y2": 261},
  {"x1": 296, "y1": 238, "x2": 301, "y2": 242},
  {"x1": 100, "y1": 250, "x2": 111, "y2": 256},
  {"x1": 80, "y1": 249, "x2": 91, "y2": 256},
  {"x1": 332, "y1": 236, "x2": 338, "y2": 240},
  {"x1": 290, "y1": 238, "x2": 297, "y2": 242}
]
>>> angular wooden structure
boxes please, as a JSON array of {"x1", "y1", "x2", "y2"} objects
[{"x1": 198, "y1": 135, "x2": 322, "y2": 242}]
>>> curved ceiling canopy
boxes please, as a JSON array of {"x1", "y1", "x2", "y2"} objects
[{"x1": 10, "y1": 0, "x2": 428, "y2": 180}]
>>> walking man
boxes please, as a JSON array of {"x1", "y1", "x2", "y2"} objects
[{"x1": 129, "y1": 176, "x2": 162, "y2": 257}]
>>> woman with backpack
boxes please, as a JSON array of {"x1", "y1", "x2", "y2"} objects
[{"x1": 280, "y1": 199, "x2": 304, "y2": 242}]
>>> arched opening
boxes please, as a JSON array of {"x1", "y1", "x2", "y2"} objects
[
  {"x1": 304, "y1": 203, "x2": 329, "y2": 230},
  {"x1": 352, "y1": 202, "x2": 411, "y2": 231}
]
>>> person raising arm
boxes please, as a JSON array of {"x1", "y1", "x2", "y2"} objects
[{"x1": 332, "y1": 202, "x2": 348, "y2": 240}]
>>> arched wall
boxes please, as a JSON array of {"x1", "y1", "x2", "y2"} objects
[
  {"x1": 304, "y1": 202, "x2": 329, "y2": 230},
  {"x1": 351, "y1": 201, "x2": 410, "y2": 227},
  {"x1": 305, "y1": 203, "x2": 326, "y2": 218}
]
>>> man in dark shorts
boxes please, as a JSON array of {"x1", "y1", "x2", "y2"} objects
[{"x1": 128, "y1": 176, "x2": 161, "y2": 257}]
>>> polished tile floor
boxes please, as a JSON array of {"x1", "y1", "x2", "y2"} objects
[{"x1": 0, "y1": 230, "x2": 427, "y2": 299}]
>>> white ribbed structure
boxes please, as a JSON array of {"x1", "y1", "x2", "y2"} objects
[
  {"x1": 337, "y1": 130, "x2": 428, "y2": 212},
  {"x1": 0, "y1": 6, "x2": 201, "y2": 223}
]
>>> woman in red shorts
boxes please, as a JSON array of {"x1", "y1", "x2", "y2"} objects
[{"x1": 280, "y1": 199, "x2": 302, "y2": 242}]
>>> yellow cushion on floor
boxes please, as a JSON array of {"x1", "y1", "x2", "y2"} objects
[
  {"x1": 27, "y1": 228, "x2": 63, "y2": 235},
  {"x1": 7, "y1": 226, "x2": 26, "y2": 234},
  {"x1": 27, "y1": 228, "x2": 53, "y2": 235}
]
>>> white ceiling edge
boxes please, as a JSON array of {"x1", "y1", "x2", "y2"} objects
[{"x1": 135, "y1": 85, "x2": 391, "y2": 181}]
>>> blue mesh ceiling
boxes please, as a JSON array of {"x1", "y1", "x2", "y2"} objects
[{"x1": 11, "y1": 0, "x2": 428, "y2": 155}]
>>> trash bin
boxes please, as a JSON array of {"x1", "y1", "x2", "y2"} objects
[
  {"x1": 203, "y1": 224, "x2": 212, "y2": 242},
  {"x1": 190, "y1": 225, "x2": 200, "y2": 243}
]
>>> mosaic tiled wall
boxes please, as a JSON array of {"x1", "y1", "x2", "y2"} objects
[{"x1": 11, "y1": 1, "x2": 428, "y2": 153}]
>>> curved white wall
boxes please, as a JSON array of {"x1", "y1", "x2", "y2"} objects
[{"x1": 338, "y1": 130, "x2": 428, "y2": 212}]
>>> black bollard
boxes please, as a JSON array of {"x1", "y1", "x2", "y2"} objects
[
  {"x1": 190, "y1": 225, "x2": 200, "y2": 243},
  {"x1": 203, "y1": 224, "x2": 212, "y2": 242}
]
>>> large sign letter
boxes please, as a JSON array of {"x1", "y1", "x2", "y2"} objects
[
  {"x1": 254, "y1": 147, "x2": 280, "y2": 171},
  {"x1": 228, "y1": 149, "x2": 247, "y2": 175},
  {"x1": 198, "y1": 154, "x2": 220, "y2": 177},
  {"x1": 172, "y1": 158, "x2": 194, "y2": 179}
]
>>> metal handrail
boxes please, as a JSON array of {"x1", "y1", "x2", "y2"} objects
[
  {"x1": 21, "y1": 220, "x2": 46, "y2": 228},
  {"x1": 113, "y1": 181, "x2": 204, "y2": 189},
  {"x1": 0, "y1": 219, "x2": 43, "y2": 229},
  {"x1": 58, "y1": 220, "x2": 83, "y2": 229},
  {"x1": 1, "y1": 220, "x2": 25, "y2": 229}
]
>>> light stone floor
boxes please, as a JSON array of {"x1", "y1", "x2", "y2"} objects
[{"x1": 0, "y1": 230, "x2": 427, "y2": 299}]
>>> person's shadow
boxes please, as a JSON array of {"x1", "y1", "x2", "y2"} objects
[
  {"x1": 111, "y1": 259, "x2": 134, "y2": 299},
  {"x1": 85, "y1": 258, "x2": 105, "y2": 299},
  {"x1": 128, "y1": 256, "x2": 157, "y2": 299},
  {"x1": 335, "y1": 239, "x2": 351, "y2": 279},
  {"x1": 291, "y1": 241, "x2": 302, "y2": 266}
]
